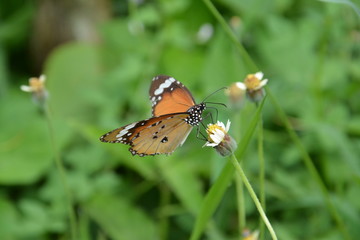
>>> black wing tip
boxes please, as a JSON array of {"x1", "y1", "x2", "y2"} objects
[
  {"x1": 129, "y1": 148, "x2": 174, "y2": 157},
  {"x1": 99, "y1": 133, "x2": 123, "y2": 144},
  {"x1": 152, "y1": 75, "x2": 172, "y2": 81},
  {"x1": 99, "y1": 134, "x2": 107, "y2": 142}
]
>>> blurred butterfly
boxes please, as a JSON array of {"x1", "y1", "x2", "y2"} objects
[{"x1": 100, "y1": 75, "x2": 207, "y2": 156}]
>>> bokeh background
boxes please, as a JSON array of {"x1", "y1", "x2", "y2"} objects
[{"x1": 1, "y1": 0, "x2": 360, "y2": 239}]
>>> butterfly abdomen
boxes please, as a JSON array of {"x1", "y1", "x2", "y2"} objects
[{"x1": 185, "y1": 103, "x2": 206, "y2": 126}]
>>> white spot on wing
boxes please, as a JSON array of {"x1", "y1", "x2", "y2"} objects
[
  {"x1": 154, "y1": 78, "x2": 175, "y2": 95},
  {"x1": 116, "y1": 122, "x2": 137, "y2": 138}
]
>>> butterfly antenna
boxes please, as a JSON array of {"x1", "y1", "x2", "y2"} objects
[
  {"x1": 202, "y1": 87, "x2": 227, "y2": 103},
  {"x1": 206, "y1": 106, "x2": 218, "y2": 122},
  {"x1": 205, "y1": 102, "x2": 227, "y2": 108}
]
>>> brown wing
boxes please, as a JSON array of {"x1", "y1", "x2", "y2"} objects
[
  {"x1": 100, "y1": 113, "x2": 193, "y2": 156},
  {"x1": 149, "y1": 75, "x2": 196, "y2": 117}
]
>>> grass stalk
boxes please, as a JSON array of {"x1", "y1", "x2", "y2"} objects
[
  {"x1": 44, "y1": 105, "x2": 77, "y2": 240},
  {"x1": 230, "y1": 154, "x2": 277, "y2": 240},
  {"x1": 235, "y1": 173, "x2": 246, "y2": 232},
  {"x1": 257, "y1": 113, "x2": 266, "y2": 240},
  {"x1": 233, "y1": 112, "x2": 246, "y2": 233}
]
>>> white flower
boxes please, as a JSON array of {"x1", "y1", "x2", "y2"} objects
[
  {"x1": 243, "y1": 72, "x2": 268, "y2": 103},
  {"x1": 21, "y1": 75, "x2": 46, "y2": 93},
  {"x1": 197, "y1": 23, "x2": 214, "y2": 44},
  {"x1": 203, "y1": 120, "x2": 237, "y2": 157},
  {"x1": 244, "y1": 71, "x2": 268, "y2": 91},
  {"x1": 20, "y1": 75, "x2": 48, "y2": 107},
  {"x1": 203, "y1": 120, "x2": 231, "y2": 147},
  {"x1": 242, "y1": 229, "x2": 259, "y2": 240},
  {"x1": 226, "y1": 82, "x2": 247, "y2": 110}
]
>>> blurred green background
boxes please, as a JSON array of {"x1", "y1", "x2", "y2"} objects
[{"x1": 1, "y1": 0, "x2": 360, "y2": 239}]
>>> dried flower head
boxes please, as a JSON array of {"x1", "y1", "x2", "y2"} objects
[
  {"x1": 244, "y1": 72, "x2": 268, "y2": 103},
  {"x1": 226, "y1": 81, "x2": 247, "y2": 110},
  {"x1": 20, "y1": 75, "x2": 48, "y2": 107},
  {"x1": 203, "y1": 120, "x2": 237, "y2": 156},
  {"x1": 242, "y1": 228, "x2": 259, "y2": 240}
]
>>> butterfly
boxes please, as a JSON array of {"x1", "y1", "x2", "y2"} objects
[{"x1": 100, "y1": 75, "x2": 207, "y2": 156}]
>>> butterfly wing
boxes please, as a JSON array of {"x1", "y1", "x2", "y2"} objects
[
  {"x1": 100, "y1": 113, "x2": 193, "y2": 156},
  {"x1": 149, "y1": 75, "x2": 196, "y2": 117}
]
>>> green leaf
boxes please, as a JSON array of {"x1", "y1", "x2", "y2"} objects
[
  {"x1": 0, "y1": 93, "x2": 52, "y2": 184},
  {"x1": 85, "y1": 193, "x2": 158, "y2": 240},
  {"x1": 0, "y1": 197, "x2": 18, "y2": 239},
  {"x1": 157, "y1": 156, "x2": 203, "y2": 215}
]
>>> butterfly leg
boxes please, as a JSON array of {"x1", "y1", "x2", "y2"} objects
[
  {"x1": 206, "y1": 106, "x2": 220, "y2": 123},
  {"x1": 196, "y1": 125, "x2": 207, "y2": 141},
  {"x1": 203, "y1": 109, "x2": 217, "y2": 124}
]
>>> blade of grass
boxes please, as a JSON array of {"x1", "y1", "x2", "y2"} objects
[
  {"x1": 202, "y1": 0, "x2": 351, "y2": 238},
  {"x1": 190, "y1": 98, "x2": 266, "y2": 240},
  {"x1": 45, "y1": 105, "x2": 77, "y2": 240}
]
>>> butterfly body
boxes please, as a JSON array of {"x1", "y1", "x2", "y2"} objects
[{"x1": 100, "y1": 75, "x2": 206, "y2": 156}]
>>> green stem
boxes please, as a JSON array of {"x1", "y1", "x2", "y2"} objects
[
  {"x1": 233, "y1": 112, "x2": 246, "y2": 233},
  {"x1": 267, "y1": 89, "x2": 351, "y2": 240},
  {"x1": 159, "y1": 183, "x2": 170, "y2": 240},
  {"x1": 235, "y1": 173, "x2": 245, "y2": 231},
  {"x1": 257, "y1": 113, "x2": 265, "y2": 240},
  {"x1": 230, "y1": 154, "x2": 277, "y2": 240},
  {"x1": 45, "y1": 105, "x2": 77, "y2": 240}
]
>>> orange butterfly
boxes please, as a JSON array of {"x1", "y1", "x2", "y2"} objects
[{"x1": 100, "y1": 75, "x2": 206, "y2": 156}]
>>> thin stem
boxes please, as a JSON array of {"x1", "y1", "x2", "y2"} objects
[
  {"x1": 267, "y1": 89, "x2": 351, "y2": 240},
  {"x1": 257, "y1": 112, "x2": 265, "y2": 240},
  {"x1": 233, "y1": 112, "x2": 246, "y2": 233},
  {"x1": 45, "y1": 105, "x2": 77, "y2": 240},
  {"x1": 159, "y1": 183, "x2": 170, "y2": 240},
  {"x1": 235, "y1": 174, "x2": 245, "y2": 231},
  {"x1": 230, "y1": 154, "x2": 278, "y2": 240}
]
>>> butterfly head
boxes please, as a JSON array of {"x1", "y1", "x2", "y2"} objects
[{"x1": 185, "y1": 102, "x2": 206, "y2": 126}]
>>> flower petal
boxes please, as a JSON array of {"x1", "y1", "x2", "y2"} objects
[
  {"x1": 225, "y1": 120, "x2": 231, "y2": 132},
  {"x1": 210, "y1": 130, "x2": 224, "y2": 143},
  {"x1": 235, "y1": 81, "x2": 247, "y2": 90},
  {"x1": 39, "y1": 75, "x2": 46, "y2": 83},
  {"x1": 254, "y1": 72, "x2": 264, "y2": 80},
  {"x1": 20, "y1": 85, "x2": 32, "y2": 92},
  {"x1": 216, "y1": 121, "x2": 225, "y2": 130},
  {"x1": 203, "y1": 142, "x2": 218, "y2": 147}
]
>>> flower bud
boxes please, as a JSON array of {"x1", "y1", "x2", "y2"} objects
[{"x1": 226, "y1": 81, "x2": 247, "y2": 110}]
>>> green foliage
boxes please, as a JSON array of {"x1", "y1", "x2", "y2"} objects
[{"x1": 1, "y1": 0, "x2": 360, "y2": 239}]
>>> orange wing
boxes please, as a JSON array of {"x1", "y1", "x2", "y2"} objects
[
  {"x1": 149, "y1": 75, "x2": 196, "y2": 116},
  {"x1": 100, "y1": 113, "x2": 193, "y2": 156}
]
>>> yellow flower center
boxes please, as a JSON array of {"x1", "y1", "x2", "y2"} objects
[
  {"x1": 206, "y1": 123, "x2": 226, "y2": 142},
  {"x1": 29, "y1": 77, "x2": 45, "y2": 92},
  {"x1": 244, "y1": 74, "x2": 261, "y2": 90}
]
